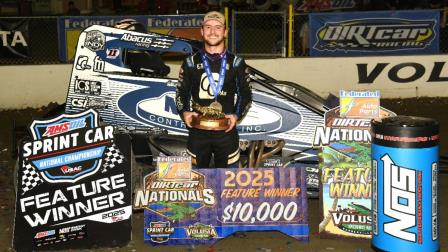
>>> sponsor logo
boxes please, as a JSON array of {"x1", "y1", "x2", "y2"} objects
[
  {"x1": 0, "y1": 30, "x2": 28, "y2": 47},
  {"x1": 43, "y1": 119, "x2": 86, "y2": 137},
  {"x1": 75, "y1": 56, "x2": 91, "y2": 70},
  {"x1": 71, "y1": 98, "x2": 88, "y2": 108},
  {"x1": 199, "y1": 73, "x2": 227, "y2": 99},
  {"x1": 146, "y1": 221, "x2": 174, "y2": 243},
  {"x1": 106, "y1": 48, "x2": 120, "y2": 59},
  {"x1": 117, "y1": 81, "x2": 301, "y2": 138},
  {"x1": 121, "y1": 33, "x2": 153, "y2": 48},
  {"x1": 313, "y1": 118, "x2": 372, "y2": 146},
  {"x1": 134, "y1": 169, "x2": 216, "y2": 219},
  {"x1": 357, "y1": 61, "x2": 448, "y2": 84},
  {"x1": 147, "y1": 16, "x2": 202, "y2": 28},
  {"x1": 58, "y1": 225, "x2": 85, "y2": 234},
  {"x1": 71, "y1": 97, "x2": 108, "y2": 109},
  {"x1": 74, "y1": 77, "x2": 102, "y2": 95},
  {"x1": 102, "y1": 209, "x2": 126, "y2": 222},
  {"x1": 84, "y1": 30, "x2": 105, "y2": 52},
  {"x1": 93, "y1": 56, "x2": 105, "y2": 72},
  {"x1": 329, "y1": 204, "x2": 372, "y2": 235},
  {"x1": 381, "y1": 154, "x2": 418, "y2": 242},
  {"x1": 60, "y1": 165, "x2": 82, "y2": 174},
  {"x1": 23, "y1": 110, "x2": 114, "y2": 183},
  {"x1": 120, "y1": 33, "x2": 173, "y2": 48},
  {"x1": 34, "y1": 230, "x2": 55, "y2": 239},
  {"x1": 314, "y1": 19, "x2": 436, "y2": 52},
  {"x1": 185, "y1": 223, "x2": 217, "y2": 240}
]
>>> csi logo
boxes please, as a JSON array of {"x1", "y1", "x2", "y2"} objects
[{"x1": 74, "y1": 77, "x2": 102, "y2": 95}]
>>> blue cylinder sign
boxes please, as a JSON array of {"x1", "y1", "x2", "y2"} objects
[{"x1": 371, "y1": 116, "x2": 439, "y2": 252}]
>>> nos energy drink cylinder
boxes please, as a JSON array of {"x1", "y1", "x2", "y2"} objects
[{"x1": 371, "y1": 116, "x2": 439, "y2": 252}]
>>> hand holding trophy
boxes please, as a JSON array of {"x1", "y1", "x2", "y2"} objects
[{"x1": 191, "y1": 101, "x2": 229, "y2": 130}]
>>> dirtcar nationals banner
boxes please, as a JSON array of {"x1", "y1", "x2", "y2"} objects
[
  {"x1": 314, "y1": 105, "x2": 394, "y2": 239},
  {"x1": 0, "y1": 18, "x2": 30, "y2": 58},
  {"x1": 136, "y1": 166, "x2": 309, "y2": 245},
  {"x1": 13, "y1": 109, "x2": 132, "y2": 251},
  {"x1": 309, "y1": 10, "x2": 439, "y2": 56}
]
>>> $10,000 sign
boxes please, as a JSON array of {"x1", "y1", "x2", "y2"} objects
[{"x1": 142, "y1": 166, "x2": 309, "y2": 246}]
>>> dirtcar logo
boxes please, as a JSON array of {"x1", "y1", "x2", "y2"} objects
[
  {"x1": 134, "y1": 170, "x2": 216, "y2": 221},
  {"x1": 43, "y1": 119, "x2": 86, "y2": 137},
  {"x1": 314, "y1": 19, "x2": 436, "y2": 52},
  {"x1": 381, "y1": 154, "x2": 417, "y2": 242},
  {"x1": 313, "y1": 118, "x2": 371, "y2": 146}
]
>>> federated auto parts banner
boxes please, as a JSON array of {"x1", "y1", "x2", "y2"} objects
[
  {"x1": 309, "y1": 10, "x2": 439, "y2": 56},
  {"x1": 58, "y1": 15, "x2": 203, "y2": 62},
  {"x1": 136, "y1": 166, "x2": 309, "y2": 245},
  {"x1": 13, "y1": 109, "x2": 132, "y2": 251},
  {"x1": 0, "y1": 18, "x2": 30, "y2": 58}
]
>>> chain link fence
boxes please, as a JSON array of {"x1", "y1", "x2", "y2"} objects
[
  {"x1": 231, "y1": 11, "x2": 286, "y2": 57},
  {"x1": 293, "y1": 13, "x2": 308, "y2": 57},
  {"x1": 3, "y1": 11, "x2": 448, "y2": 65},
  {"x1": 0, "y1": 17, "x2": 59, "y2": 65}
]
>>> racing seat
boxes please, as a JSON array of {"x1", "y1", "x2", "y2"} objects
[
  {"x1": 114, "y1": 19, "x2": 171, "y2": 77},
  {"x1": 124, "y1": 50, "x2": 170, "y2": 77}
]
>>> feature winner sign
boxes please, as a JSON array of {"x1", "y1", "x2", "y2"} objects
[
  {"x1": 13, "y1": 109, "x2": 132, "y2": 251},
  {"x1": 135, "y1": 158, "x2": 309, "y2": 245},
  {"x1": 313, "y1": 91, "x2": 394, "y2": 239}
]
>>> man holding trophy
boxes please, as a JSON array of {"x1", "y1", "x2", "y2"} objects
[{"x1": 176, "y1": 11, "x2": 252, "y2": 168}]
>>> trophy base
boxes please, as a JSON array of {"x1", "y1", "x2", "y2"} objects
[{"x1": 192, "y1": 116, "x2": 229, "y2": 131}]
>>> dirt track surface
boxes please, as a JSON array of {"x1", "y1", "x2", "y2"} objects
[{"x1": 0, "y1": 98, "x2": 447, "y2": 252}]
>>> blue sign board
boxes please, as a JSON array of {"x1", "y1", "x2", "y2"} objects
[{"x1": 309, "y1": 10, "x2": 440, "y2": 56}]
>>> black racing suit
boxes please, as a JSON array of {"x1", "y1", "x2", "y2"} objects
[{"x1": 176, "y1": 50, "x2": 252, "y2": 168}]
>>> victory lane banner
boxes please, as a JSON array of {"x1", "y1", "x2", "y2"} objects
[
  {"x1": 13, "y1": 109, "x2": 132, "y2": 251},
  {"x1": 136, "y1": 166, "x2": 309, "y2": 246}
]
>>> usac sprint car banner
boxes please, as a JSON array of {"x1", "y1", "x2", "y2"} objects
[
  {"x1": 13, "y1": 109, "x2": 132, "y2": 251},
  {"x1": 58, "y1": 15, "x2": 204, "y2": 62},
  {"x1": 309, "y1": 10, "x2": 439, "y2": 56},
  {"x1": 135, "y1": 164, "x2": 309, "y2": 245},
  {"x1": 0, "y1": 18, "x2": 30, "y2": 58},
  {"x1": 313, "y1": 99, "x2": 395, "y2": 239}
]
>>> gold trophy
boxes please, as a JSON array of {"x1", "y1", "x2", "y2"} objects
[{"x1": 191, "y1": 101, "x2": 229, "y2": 130}]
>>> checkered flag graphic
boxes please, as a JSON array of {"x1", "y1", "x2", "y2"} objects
[
  {"x1": 101, "y1": 143, "x2": 125, "y2": 173},
  {"x1": 22, "y1": 161, "x2": 43, "y2": 194}
]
